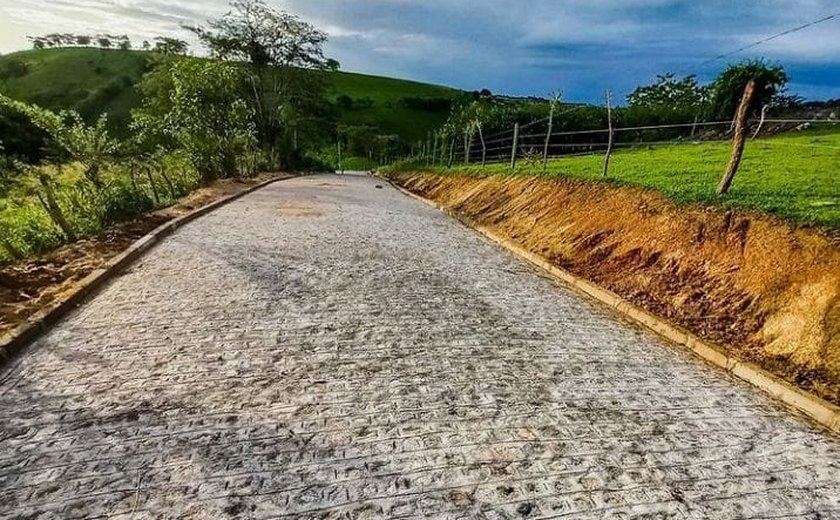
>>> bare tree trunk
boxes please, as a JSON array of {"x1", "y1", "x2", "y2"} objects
[
  {"x1": 0, "y1": 235, "x2": 23, "y2": 261},
  {"x1": 129, "y1": 163, "x2": 139, "y2": 194},
  {"x1": 752, "y1": 104, "x2": 770, "y2": 139},
  {"x1": 543, "y1": 104, "x2": 556, "y2": 170},
  {"x1": 718, "y1": 80, "x2": 757, "y2": 195},
  {"x1": 158, "y1": 167, "x2": 177, "y2": 199},
  {"x1": 145, "y1": 165, "x2": 161, "y2": 204},
  {"x1": 36, "y1": 175, "x2": 76, "y2": 242},
  {"x1": 447, "y1": 137, "x2": 455, "y2": 168}
]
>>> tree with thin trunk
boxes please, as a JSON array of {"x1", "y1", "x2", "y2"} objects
[{"x1": 186, "y1": 0, "x2": 338, "y2": 167}]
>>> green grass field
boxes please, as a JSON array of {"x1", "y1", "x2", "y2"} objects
[
  {"x1": 390, "y1": 128, "x2": 840, "y2": 228},
  {"x1": 0, "y1": 48, "x2": 459, "y2": 141}
]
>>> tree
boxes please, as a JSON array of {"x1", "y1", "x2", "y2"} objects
[
  {"x1": 96, "y1": 36, "x2": 112, "y2": 49},
  {"x1": 76, "y1": 35, "x2": 92, "y2": 47},
  {"x1": 187, "y1": 0, "x2": 338, "y2": 166},
  {"x1": 153, "y1": 37, "x2": 188, "y2": 55},
  {"x1": 0, "y1": 96, "x2": 119, "y2": 189},
  {"x1": 628, "y1": 74, "x2": 710, "y2": 112},
  {"x1": 116, "y1": 35, "x2": 132, "y2": 50},
  {"x1": 132, "y1": 59, "x2": 257, "y2": 182},
  {"x1": 28, "y1": 36, "x2": 46, "y2": 49},
  {"x1": 711, "y1": 60, "x2": 788, "y2": 119}
]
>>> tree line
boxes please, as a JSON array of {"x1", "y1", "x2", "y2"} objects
[
  {"x1": 28, "y1": 34, "x2": 189, "y2": 55},
  {"x1": 428, "y1": 60, "x2": 792, "y2": 162}
]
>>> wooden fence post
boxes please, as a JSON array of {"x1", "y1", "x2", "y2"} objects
[
  {"x1": 447, "y1": 136, "x2": 455, "y2": 168},
  {"x1": 544, "y1": 91, "x2": 560, "y2": 170},
  {"x1": 463, "y1": 132, "x2": 470, "y2": 165},
  {"x1": 510, "y1": 123, "x2": 520, "y2": 169},
  {"x1": 478, "y1": 125, "x2": 487, "y2": 166},
  {"x1": 432, "y1": 133, "x2": 439, "y2": 166},
  {"x1": 602, "y1": 90, "x2": 614, "y2": 178},
  {"x1": 718, "y1": 80, "x2": 756, "y2": 195}
]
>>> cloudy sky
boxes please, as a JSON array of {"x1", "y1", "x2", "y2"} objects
[{"x1": 1, "y1": 0, "x2": 838, "y2": 103}]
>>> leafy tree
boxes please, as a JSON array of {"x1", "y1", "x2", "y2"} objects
[
  {"x1": 153, "y1": 37, "x2": 188, "y2": 55},
  {"x1": 628, "y1": 74, "x2": 710, "y2": 113},
  {"x1": 711, "y1": 60, "x2": 788, "y2": 119},
  {"x1": 116, "y1": 35, "x2": 132, "y2": 50},
  {"x1": 0, "y1": 103, "x2": 48, "y2": 165},
  {"x1": 132, "y1": 59, "x2": 257, "y2": 182},
  {"x1": 76, "y1": 35, "x2": 92, "y2": 46},
  {"x1": 0, "y1": 96, "x2": 119, "y2": 189},
  {"x1": 28, "y1": 36, "x2": 46, "y2": 49},
  {"x1": 97, "y1": 36, "x2": 112, "y2": 49},
  {"x1": 187, "y1": 0, "x2": 338, "y2": 166}
]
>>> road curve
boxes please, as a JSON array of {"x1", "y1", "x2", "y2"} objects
[{"x1": 1, "y1": 173, "x2": 839, "y2": 519}]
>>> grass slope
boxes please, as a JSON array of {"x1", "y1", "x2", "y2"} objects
[
  {"x1": 394, "y1": 128, "x2": 840, "y2": 228},
  {"x1": 0, "y1": 48, "x2": 459, "y2": 141}
]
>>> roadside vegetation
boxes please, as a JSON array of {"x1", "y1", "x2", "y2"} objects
[
  {"x1": 385, "y1": 128, "x2": 840, "y2": 228},
  {"x1": 384, "y1": 61, "x2": 839, "y2": 229},
  {"x1": 0, "y1": 0, "x2": 337, "y2": 263}
]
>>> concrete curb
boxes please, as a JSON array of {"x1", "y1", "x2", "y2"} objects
[
  {"x1": 0, "y1": 175, "x2": 291, "y2": 366},
  {"x1": 383, "y1": 175, "x2": 840, "y2": 435}
]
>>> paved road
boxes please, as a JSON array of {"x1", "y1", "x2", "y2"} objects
[{"x1": 2, "y1": 174, "x2": 839, "y2": 519}]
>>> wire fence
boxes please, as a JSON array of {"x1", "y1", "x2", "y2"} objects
[{"x1": 407, "y1": 114, "x2": 840, "y2": 180}]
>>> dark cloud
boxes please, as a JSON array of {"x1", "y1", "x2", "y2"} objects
[{"x1": 1, "y1": 0, "x2": 838, "y2": 101}]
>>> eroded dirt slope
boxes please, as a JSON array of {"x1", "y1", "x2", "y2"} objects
[{"x1": 389, "y1": 172, "x2": 840, "y2": 404}]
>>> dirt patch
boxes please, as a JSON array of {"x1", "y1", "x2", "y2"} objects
[
  {"x1": 277, "y1": 201, "x2": 323, "y2": 217},
  {"x1": 0, "y1": 173, "x2": 292, "y2": 337},
  {"x1": 389, "y1": 172, "x2": 840, "y2": 405}
]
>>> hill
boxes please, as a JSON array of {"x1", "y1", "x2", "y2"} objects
[{"x1": 0, "y1": 47, "x2": 460, "y2": 142}]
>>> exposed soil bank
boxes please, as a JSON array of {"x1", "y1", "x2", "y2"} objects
[
  {"x1": 389, "y1": 172, "x2": 840, "y2": 405},
  {"x1": 0, "y1": 173, "x2": 291, "y2": 337}
]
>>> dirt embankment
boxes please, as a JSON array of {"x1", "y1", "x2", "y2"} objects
[
  {"x1": 0, "y1": 173, "x2": 291, "y2": 337},
  {"x1": 389, "y1": 172, "x2": 840, "y2": 404}
]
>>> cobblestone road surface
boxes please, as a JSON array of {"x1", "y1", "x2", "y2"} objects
[{"x1": 2, "y1": 174, "x2": 840, "y2": 519}]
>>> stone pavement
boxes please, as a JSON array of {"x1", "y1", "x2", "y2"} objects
[{"x1": 1, "y1": 173, "x2": 839, "y2": 519}]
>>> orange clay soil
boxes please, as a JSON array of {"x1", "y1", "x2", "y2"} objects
[
  {"x1": 389, "y1": 172, "x2": 840, "y2": 405},
  {"x1": 0, "y1": 173, "x2": 291, "y2": 337}
]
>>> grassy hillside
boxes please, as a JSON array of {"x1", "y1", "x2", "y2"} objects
[
  {"x1": 0, "y1": 48, "x2": 460, "y2": 141},
  {"x1": 389, "y1": 128, "x2": 840, "y2": 228}
]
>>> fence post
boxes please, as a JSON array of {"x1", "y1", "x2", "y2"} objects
[
  {"x1": 544, "y1": 91, "x2": 560, "y2": 170},
  {"x1": 463, "y1": 131, "x2": 470, "y2": 165},
  {"x1": 447, "y1": 136, "x2": 455, "y2": 168},
  {"x1": 690, "y1": 114, "x2": 699, "y2": 138},
  {"x1": 510, "y1": 122, "x2": 520, "y2": 169},
  {"x1": 337, "y1": 140, "x2": 343, "y2": 174},
  {"x1": 718, "y1": 80, "x2": 756, "y2": 195},
  {"x1": 432, "y1": 133, "x2": 439, "y2": 166},
  {"x1": 602, "y1": 90, "x2": 614, "y2": 178},
  {"x1": 478, "y1": 125, "x2": 487, "y2": 166}
]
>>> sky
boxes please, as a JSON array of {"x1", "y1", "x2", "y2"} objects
[{"x1": 1, "y1": 0, "x2": 839, "y2": 104}]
